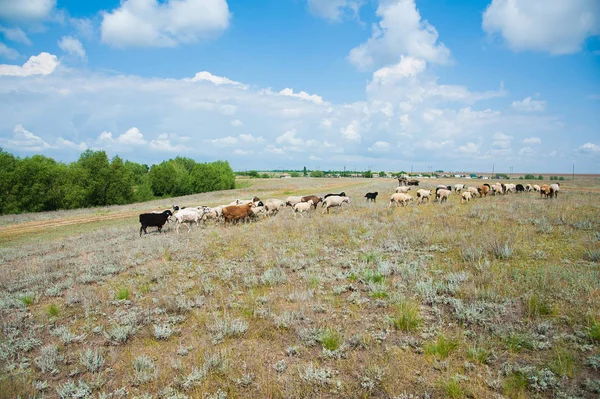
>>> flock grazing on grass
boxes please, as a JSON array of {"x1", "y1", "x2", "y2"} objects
[{"x1": 138, "y1": 182, "x2": 561, "y2": 235}]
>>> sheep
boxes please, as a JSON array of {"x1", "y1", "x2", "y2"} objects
[
  {"x1": 389, "y1": 193, "x2": 413, "y2": 207},
  {"x1": 294, "y1": 200, "x2": 314, "y2": 217},
  {"x1": 540, "y1": 184, "x2": 551, "y2": 199},
  {"x1": 467, "y1": 186, "x2": 478, "y2": 196},
  {"x1": 525, "y1": 184, "x2": 532, "y2": 192},
  {"x1": 416, "y1": 189, "x2": 431, "y2": 204},
  {"x1": 533, "y1": 184, "x2": 541, "y2": 192},
  {"x1": 364, "y1": 192, "x2": 378, "y2": 202},
  {"x1": 454, "y1": 184, "x2": 465, "y2": 193},
  {"x1": 139, "y1": 210, "x2": 172, "y2": 236},
  {"x1": 515, "y1": 184, "x2": 525, "y2": 193},
  {"x1": 504, "y1": 183, "x2": 516, "y2": 194},
  {"x1": 234, "y1": 197, "x2": 264, "y2": 207},
  {"x1": 550, "y1": 183, "x2": 560, "y2": 198},
  {"x1": 437, "y1": 184, "x2": 452, "y2": 191},
  {"x1": 301, "y1": 195, "x2": 322, "y2": 209},
  {"x1": 250, "y1": 205, "x2": 267, "y2": 219},
  {"x1": 461, "y1": 191, "x2": 472, "y2": 203},
  {"x1": 174, "y1": 208, "x2": 204, "y2": 234},
  {"x1": 264, "y1": 199, "x2": 285, "y2": 216},
  {"x1": 200, "y1": 207, "x2": 221, "y2": 224},
  {"x1": 322, "y1": 196, "x2": 350, "y2": 214},
  {"x1": 222, "y1": 203, "x2": 253, "y2": 224},
  {"x1": 286, "y1": 196, "x2": 304, "y2": 207},
  {"x1": 324, "y1": 192, "x2": 346, "y2": 199},
  {"x1": 395, "y1": 186, "x2": 412, "y2": 194},
  {"x1": 436, "y1": 189, "x2": 451, "y2": 203},
  {"x1": 478, "y1": 185, "x2": 490, "y2": 198},
  {"x1": 491, "y1": 183, "x2": 503, "y2": 196}
]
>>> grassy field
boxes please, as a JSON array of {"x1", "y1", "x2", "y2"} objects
[{"x1": 1, "y1": 177, "x2": 599, "y2": 399}]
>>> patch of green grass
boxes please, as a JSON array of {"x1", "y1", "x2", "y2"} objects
[
  {"x1": 438, "y1": 377, "x2": 465, "y2": 399},
  {"x1": 525, "y1": 293, "x2": 556, "y2": 318},
  {"x1": 505, "y1": 332, "x2": 535, "y2": 353},
  {"x1": 20, "y1": 294, "x2": 34, "y2": 306},
  {"x1": 361, "y1": 251, "x2": 379, "y2": 264},
  {"x1": 115, "y1": 287, "x2": 130, "y2": 301},
  {"x1": 425, "y1": 334, "x2": 459, "y2": 359},
  {"x1": 235, "y1": 180, "x2": 253, "y2": 189},
  {"x1": 47, "y1": 303, "x2": 60, "y2": 317},
  {"x1": 361, "y1": 269, "x2": 385, "y2": 284},
  {"x1": 389, "y1": 302, "x2": 422, "y2": 332},
  {"x1": 318, "y1": 329, "x2": 342, "y2": 351},
  {"x1": 370, "y1": 286, "x2": 389, "y2": 299},
  {"x1": 138, "y1": 283, "x2": 151, "y2": 294},
  {"x1": 584, "y1": 249, "x2": 600, "y2": 262},
  {"x1": 503, "y1": 372, "x2": 528, "y2": 399},
  {"x1": 466, "y1": 345, "x2": 493, "y2": 365},
  {"x1": 588, "y1": 317, "x2": 600, "y2": 341},
  {"x1": 347, "y1": 272, "x2": 358, "y2": 282},
  {"x1": 549, "y1": 346, "x2": 575, "y2": 378}
]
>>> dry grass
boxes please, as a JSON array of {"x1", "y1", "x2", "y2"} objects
[{"x1": 1, "y1": 176, "x2": 599, "y2": 398}]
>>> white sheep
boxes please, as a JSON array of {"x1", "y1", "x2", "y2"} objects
[
  {"x1": 467, "y1": 186, "x2": 478, "y2": 196},
  {"x1": 416, "y1": 189, "x2": 431, "y2": 204},
  {"x1": 525, "y1": 184, "x2": 532, "y2": 192},
  {"x1": 454, "y1": 184, "x2": 465, "y2": 193},
  {"x1": 250, "y1": 205, "x2": 267, "y2": 219},
  {"x1": 550, "y1": 183, "x2": 560, "y2": 198},
  {"x1": 294, "y1": 200, "x2": 313, "y2": 217},
  {"x1": 504, "y1": 183, "x2": 516, "y2": 194},
  {"x1": 321, "y1": 196, "x2": 350, "y2": 214},
  {"x1": 174, "y1": 208, "x2": 203, "y2": 234},
  {"x1": 286, "y1": 196, "x2": 303, "y2": 207},
  {"x1": 389, "y1": 193, "x2": 413, "y2": 207},
  {"x1": 461, "y1": 191, "x2": 472, "y2": 203},
  {"x1": 436, "y1": 189, "x2": 451, "y2": 203},
  {"x1": 533, "y1": 184, "x2": 541, "y2": 192},
  {"x1": 491, "y1": 183, "x2": 503, "y2": 195},
  {"x1": 200, "y1": 207, "x2": 220, "y2": 224},
  {"x1": 264, "y1": 198, "x2": 285, "y2": 216},
  {"x1": 395, "y1": 186, "x2": 412, "y2": 193}
]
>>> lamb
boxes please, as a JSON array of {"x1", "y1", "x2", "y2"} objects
[
  {"x1": 478, "y1": 185, "x2": 490, "y2": 198},
  {"x1": 286, "y1": 196, "x2": 304, "y2": 207},
  {"x1": 294, "y1": 200, "x2": 314, "y2": 217},
  {"x1": 436, "y1": 189, "x2": 451, "y2": 203},
  {"x1": 264, "y1": 199, "x2": 285, "y2": 216},
  {"x1": 461, "y1": 191, "x2": 472, "y2": 203},
  {"x1": 324, "y1": 192, "x2": 346, "y2": 199},
  {"x1": 250, "y1": 205, "x2": 267, "y2": 219},
  {"x1": 416, "y1": 189, "x2": 431, "y2": 204},
  {"x1": 395, "y1": 186, "x2": 412, "y2": 194},
  {"x1": 200, "y1": 207, "x2": 221, "y2": 223},
  {"x1": 222, "y1": 203, "x2": 254, "y2": 224},
  {"x1": 322, "y1": 196, "x2": 350, "y2": 214},
  {"x1": 174, "y1": 208, "x2": 204, "y2": 234},
  {"x1": 301, "y1": 195, "x2": 322, "y2": 209},
  {"x1": 454, "y1": 184, "x2": 465, "y2": 193},
  {"x1": 389, "y1": 193, "x2": 413, "y2": 207},
  {"x1": 364, "y1": 192, "x2": 379, "y2": 202}
]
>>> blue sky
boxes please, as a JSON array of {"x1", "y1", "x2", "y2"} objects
[{"x1": 0, "y1": 0, "x2": 599, "y2": 173}]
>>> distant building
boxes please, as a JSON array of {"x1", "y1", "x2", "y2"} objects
[{"x1": 280, "y1": 173, "x2": 291, "y2": 178}]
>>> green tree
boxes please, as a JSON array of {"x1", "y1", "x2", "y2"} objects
[
  {"x1": 538, "y1": 175, "x2": 544, "y2": 180},
  {"x1": 0, "y1": 149, "x2": 18, "y2": 214},
  {"x1": 77, "y1": 150, "x2": 111, "y2": 206},
  {"x1": 290, "y1": 171, "x2": 300, "y2": 177},
  {"x1": 105, "y1": 156, "x2": 134, "y2": 205},
  {"x1": 310, "y1": 170, "x2": 324, "y2": 178},
  {"x1": 303, "y1": 166, "x2": 307, "y2": 177},
  {"x1": 379, "y1": 171, "x2": 386, "y2": 177},
  {"x1": 362, "y1": 170, "x2": 373, "y2": 178}
]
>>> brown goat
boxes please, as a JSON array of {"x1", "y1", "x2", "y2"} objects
[
  {"x1": 301, "y1": 195, "x2": 322, "y2": 209},
  {"x1": 477, "y1": 185, "x2": 490, "y2": 198},
  {"x1": 221, "y1": 203, "x2": 253, "y2": 224}
]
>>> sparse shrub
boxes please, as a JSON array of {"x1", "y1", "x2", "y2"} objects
[
  {"x1": 573, "y1": 220, "x2": 594, "y2": 230},
  {"x1": 360, "y1": 366, "x2": 384, "y2": 392},
  {"x1": 154, "y1": 324, "x2": 173, "y2": 340},
  {"x1": 179, "y1": 367, "x2": 205, "y2": 390},
  {"x1": 368, "y1": 281, "x2": 389, "y2": 299},
  {"x1": 489, "y1": 239, "x2": 513, "y2": 259},
  {"x1": 298, "y1": 362, "x2": 340, "y2": 388},
  {"x1": 104, "y1": 323, "x2": 136, "y2": 344},
  {"x1": 425, "y1": 335, "x2": 459, "y2": 359},
  {"x1": 550, "y1": 346, "x2": 575, "y2": 378},
  {"x1": 207, "y1": 315, "x2": 248, "y2": 343},
  {"x1": 587, "y1": 354, "x2": 600, "y2": 370},
  {"x1": 389, "y1": 301, "x2": 422, "y2": 332},
  {"x1": 115, "y1": 287, "x2": 130, "y2": 300},
  {"x1": 203, "y1": 348, "x2": 231, "y2": 374},
  {"x1": 583, "y1": 378, "x2": 600, "y2": 394},
  {"x1": 438, "y1": 376, "x2": 465, "y2": 399},
  {"x1": 79, "y1": 348, "x2": 105, "y2": 373},
  {"x1": 56, "y1": 379, "x2": 92, "y2": 399},
  {"x1": 35, "y1": 345, "x2": 61, "y2": 373},
  {"x1": 260, "y1": 267, "x2": 287, "y2": 285},
  {"x1": 273, "y1": 359, "x2": 287, "y2": 373},
  {"x1": 205, "y1": 388, "x2": 227, "y2": 399},
  {"x1": 588, "y1": 317, "x2": 600, "y2": 341},
  {"x1": 139, "y1": 283, "x2": 151, "y2": 294},
  {"x1": 503, "y1": 372, "x2": 528, "y2": 398},
  {"x1": 525, "y1": 293, "x2": 556, "y2": 318},
  {"x1": 319, "y1": 329, "x2": 342, "y2": 351},
  {"x1": 132, "y1": 355, "x2": 157, "y2": 385},
  {"x1": 51, "y1": 325, "x2": 86, "y2": 345},
  {"x1": 47, "y1": 303, "x2": 60, "y2": 317}
]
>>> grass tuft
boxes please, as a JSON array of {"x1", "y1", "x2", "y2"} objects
[
  {"x1": 318, "y1": 329, "x2": 342, "y2": 351},
  {"x1": 46, "y1": 303, "x2": 60, "y2": 318},
  {"x1": 115, "y1": 287, "x2": 130, "y2": 300},
  {"x1": 389, "y1": 301, "x2": 422, "y2": 332},
  {"x1": 425, "y1": 334, "x2": 459, "y2": 359}
]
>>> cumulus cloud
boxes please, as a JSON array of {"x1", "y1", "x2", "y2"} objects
[
  {"x1": 492, "y1": 132, "x2": 512, "y2": 149},
  {"x1": 0, "y1": 0, "x2": 56, "y2": 21},
  {"x1": 231, "y1": 119, "x2": 243, "y2": 127},
  {"x1": 511, "y1": 96, "x2": 546, "y2": 112},
  {"x1": 348, "y1": 0, "x2": 451, "y2": 69},
  {"x1": 150, "y1": 133, "x2": 188, "y2": 152},
  {"x1": 368, "y1": 141, "x2": 391, "y2": 152},
  {"x1": 523, "y1": 137, "x2": 541, "y2": 144},
  {"x1": 58, "y1": 36, "x2": 86, "y2": 60},
  {"x1": 208, "y1": 136, "x2": 238, "y2": 147},
  {"x1": 279, "y1": 88, "x2": 324, "y2": 104},
  {"x1": 340, "y1": 121, "x2": 361, "y2": 142},
  {"x1": 100, "y1": 0, "x2": 230, "y2": 48},
  {"x1": 97, "y1": 127, "x2": 147, "y2": 149},
  {"x1": 0, "y1": 52, "x2": 59, "y2": 76},
  {"x1": 0, "y1": 42, "x2": 19, "y2": 60},
  {"x1": 578, "y1": 142, "x2": 600, "y2": 154},
  {"x1": 0, "y1": 26, "x2": 31, "y2": 44},
  {"x1": 483, "y1": 0, "x2": 600, "y2": 54},
  {"x1": 307, "y1": 0, "x2": 362, "y2": 21},
  {"x1": 519, "y1": 147, "x2": 534, "y2": 156},
  {"x1": 190, "y1": 71, "x2": 246, "y2": 88},
  {"x1": 458, "y1": 142, "x2": 479, "y2": 154},
  {"x1": 276, "y1": 129, "x2": 305, "y2": 147},
  {"x1": 2, "y1": 124, "x2": 86, "y2": 152}
]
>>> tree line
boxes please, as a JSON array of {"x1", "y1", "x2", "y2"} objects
[{"x1": 0, "y1": 148, "x2": 236, "y2": 215}]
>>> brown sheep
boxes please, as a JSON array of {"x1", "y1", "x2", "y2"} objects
[
  {"x1": 221, "y1": 203, "x2": 253, "y2": 225},
  {"x1": 301, "y1": 195, "x2": 322, "y2": 209},
  {"x1": 540, "y1": 184, "x2": 551, "y2": 199},
  {"x1": 477, "y1": 185, "x2": 490, "y2": 198}
]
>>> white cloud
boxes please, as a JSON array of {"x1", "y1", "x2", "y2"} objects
[
  {"x1": 190, "y1": 71, "x2": 246, "y2": 88},
  {"x1": 0, "y1": 52, "x2": 58, "y2": 76},
  {"x1": 118, "y1": 127, "x2": 146, "y2": 145},
  {"x1": 238, "y1": 133, "x2": 264, "y2": 144},
  {"x1": 511, "y1": 96, "x2": 546, "y2": 112},
  {"x1": 415, "y1": 139, "x2": 452, "y2": 150},
  {"x1": 348, "y1": 0, "x2": 451, "y2": 69},
  {"x1": 0, "y1": 26, "x2": 31, "y2": 44},
  {"x1": 100, "y1": 0, "x2": 230, "y2": 48},
  {"x1": 265, "y1": 145, "x2": 285, "y2": 155},
  {"x1": 307, "y1": 0, "x2": 362, "y2": 21},
  {"x1": 519, "y1": 147, "x2": 534, "y2": 156},
  {"x1": 276, "y1": 129, "x2": 304, "y2": 146},
  {"x1": 458, "y1": 142, "x2": 479, "y2": 154},
  {"x1": 149, "y1": 133, "x2": 188, "y2": 152},
  {"x1": 0, "y1": 0, "x2": 56, "y2": 21},
  {"x1": 233, "y1": 149, "x2": 252, "y2": 155},
  {"x1": 279, "y1": 88, "x2": 324, "y2": 104},
  {"x1": 58, "y1": 36, "x2": 86, "y2": 60},
  {"x1": 208, "y1": 136, "x2": 238, "y2": 147},
  {"x1": 340, "y1": 120, "x2": 361, "y2": 142},
  {"x1": 0, "y1": 42, "x2": 19, "y2": 60},
  {"x1": 309, "y1": 155, "x2": 322, "y2": 161},
  {"x1": 368, "y1": 141, "x2": 391, "y2": 152},
  {"x1": 523, "y1": 137, "x2": 541, "y2": 144},
  {"x1": 370, "y1": 56, "x2": 426, "y2": 85},
  {"x1": 231, "y1": 119, "x2": 243, "y2": 127},
  {"x1": 483, "y1": 0, "x2": 600, "y2": 54},
  {"x1": 2, "y1": 124, "x2": 86, "y2": 152},
  {"x1": 578, "y1": 142, "x2": 600, "y2": 153},
  {"x1": 492, "y1": 131, "x2": 512, "y2": 149},
  {"x1": 55, "y1": 137, "x2": 87, "y2": 151}
]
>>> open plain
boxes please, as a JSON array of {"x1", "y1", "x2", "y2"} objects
[{"x1": 1, "y1": 176, "x2": 599, "y2": 399}]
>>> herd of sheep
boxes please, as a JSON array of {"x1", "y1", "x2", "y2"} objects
[{"x1": 138, "y1": 182, "x2": 561, "y2": 236}]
